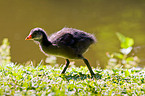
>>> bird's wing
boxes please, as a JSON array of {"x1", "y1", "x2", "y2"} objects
[{"x1": 51, "y1": 33, "x2": 75, "y2": 46}]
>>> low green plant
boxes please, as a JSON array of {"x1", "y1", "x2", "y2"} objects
[
  {"x1": 0, "y1": 38, "x2": 11, "y2": 65},
  {"x1": 0, "y1": 62, "x2": 145, "y2": 95},
  {"x1": 106, "y1": 33, "x2": 140, "y2": 69}
]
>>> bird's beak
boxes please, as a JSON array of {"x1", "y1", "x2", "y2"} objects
[{"x1": 25, "y1": 35, "x2": 32, "y2": 40}]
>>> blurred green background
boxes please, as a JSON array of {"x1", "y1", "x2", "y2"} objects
[{"x1": 0, "y1": 0, "x2": 145, "y2": 68}]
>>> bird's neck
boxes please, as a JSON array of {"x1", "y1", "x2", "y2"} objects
[
  {"x1": 40, "y1": 35, "x2": 52, "y2": 47},
  {"x1": 39, "y1": 35, "x2": 58, "y2": 56}
]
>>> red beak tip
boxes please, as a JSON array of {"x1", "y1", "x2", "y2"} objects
[
  {"x1": 25, "y1": 35, "x2": 32, "y2": 40},
  {"x1": 25, "y1": 37, "x2": 29, "y2": 40}
]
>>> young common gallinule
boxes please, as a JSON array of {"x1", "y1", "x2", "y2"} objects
[{"x1": 25, "y1": 27, "x2": 96, "y2": 76}]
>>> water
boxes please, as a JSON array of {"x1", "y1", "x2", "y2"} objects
[{"x1": 0, "y1": 0, "x2": 145, "y2": 68}]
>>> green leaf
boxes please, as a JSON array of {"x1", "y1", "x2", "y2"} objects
[
  {"x1": 121, "y1": 37, "x2": 134, "y2": 48},
  {"x1": 114, "y1": 53, "x2": 124, "y2": 59},
  {"x1": 116, "y1": 32, "x2": 126, "y2": 43},
  {"x1": 126, "y1": 57, "x2": 134, "y2": 62},
  {"x1": 116, "y1": 32, "x2": 134, "y2": 48},
  {"x1": 125, "y1": 70, "x2": 129, "y2": 77}
]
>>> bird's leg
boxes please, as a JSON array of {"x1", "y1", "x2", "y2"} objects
[
  {"x1": 61, "y1": 59, "x2": 70, "y2": 74},
  {"x1": 82, "y1": 57, "x2": 95, "y2": 76}
]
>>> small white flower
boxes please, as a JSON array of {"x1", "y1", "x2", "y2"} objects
[{"x1": 120, "y1": 47, "x2": 132, "y2": 55}]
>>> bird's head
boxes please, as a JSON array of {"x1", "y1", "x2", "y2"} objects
[{"x1": 25, "y1": 28, "x2": 46, "y2": 41}]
